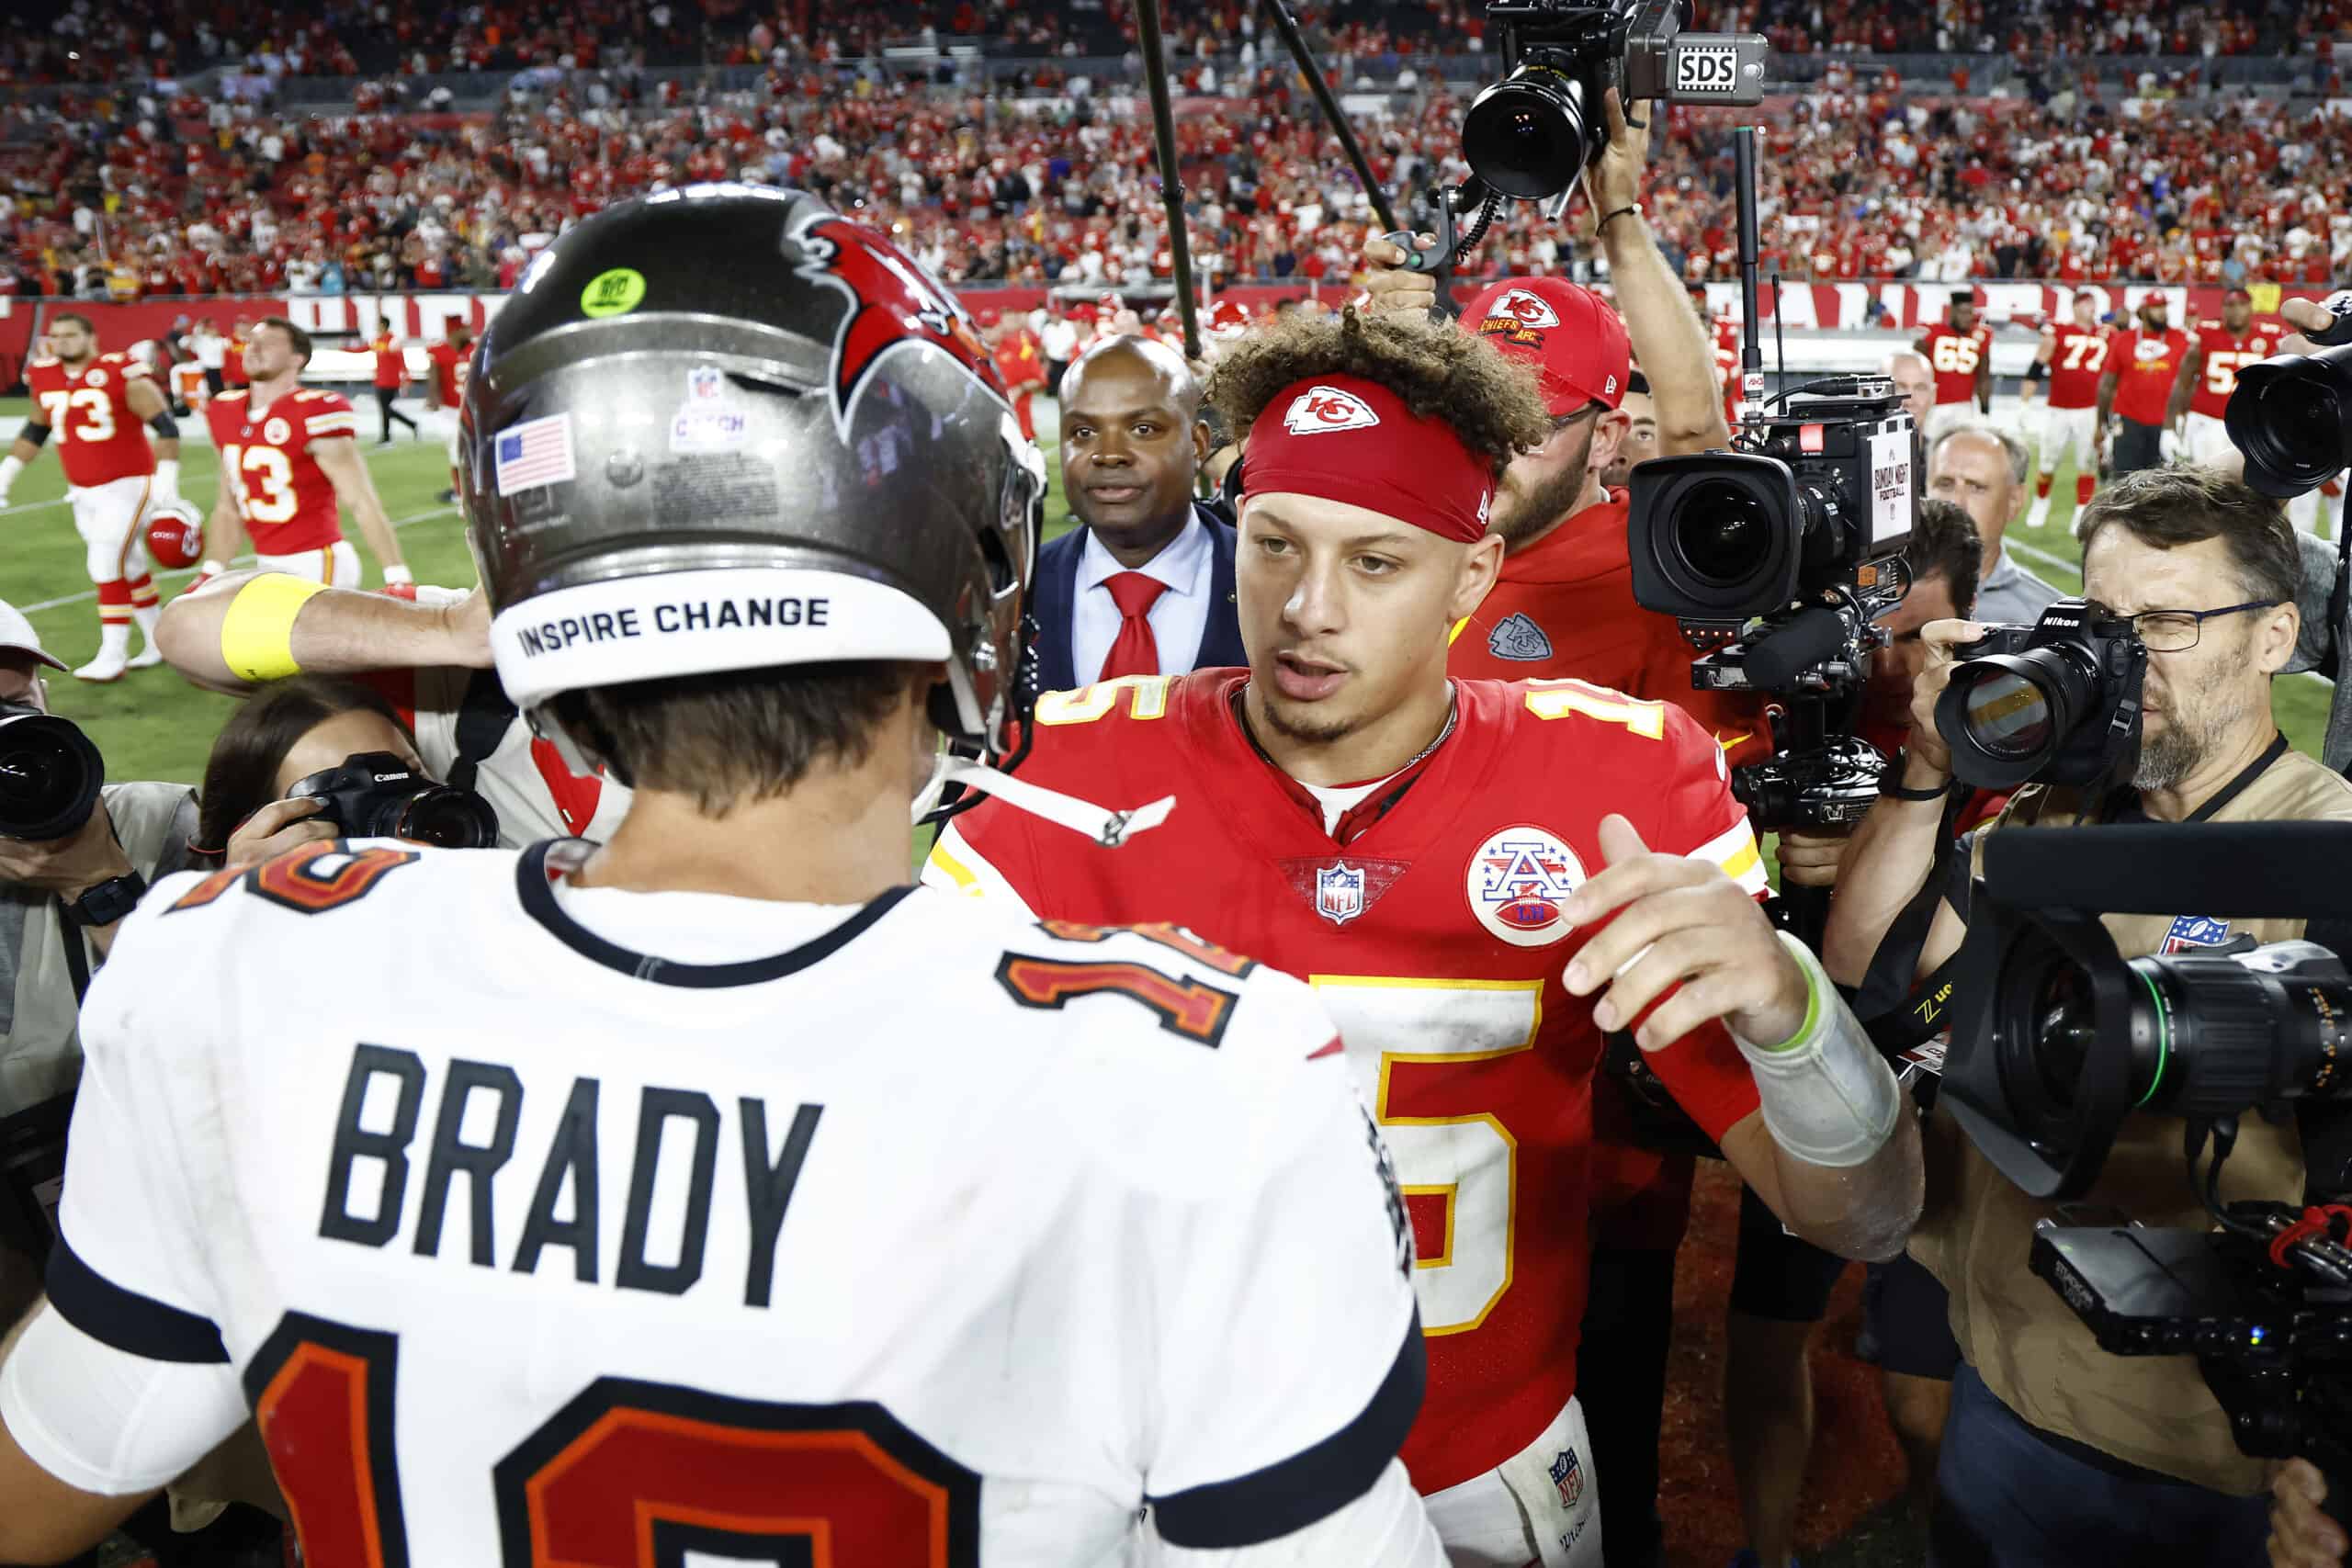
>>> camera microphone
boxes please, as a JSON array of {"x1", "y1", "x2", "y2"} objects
[
  {"x1": 1984, "y1": 822, "x2": 2352, "y2": 920},
  {"x1": 1741, "y1": 604, "x2": 1851, "y2": 690}
]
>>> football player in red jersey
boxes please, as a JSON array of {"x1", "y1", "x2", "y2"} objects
[
  {"x1": 2020, "y1": 289, "x2": 2110, "y2": 529},
  {"x1": 2097, "y1": 293, "x2": 2189, "y2": 477},
  {"x1": 195, "y1": 318, "x2": 411, "y2": 592},
  {"x1": 2170, "y1": 287, "x2": 2283, "y2": 469},
  {"x1": 424, "y1": 318, "x2": 473, "y2": 503},
  {"x1": 0, "y1": 312, "x2": 182, "y2": 680},
  {"x1": 368, "y1": 324, "x2": 419, "y2": 444},
  {"x1": 1913, "y1": 289, "x2": 1994, "y2": 445},
  {"x1": 925, "y1": 311, "x2": 1922, "y2": 1567}
]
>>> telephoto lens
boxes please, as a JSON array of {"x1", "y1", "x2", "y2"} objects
[
  {"x1": 0, "y1": 702, "x2": 105, "y2": 841},
  {"x1": 2225, "y1": 343, "x2": 2352, "y2": 500},
  {"x1": 1933, "y1": 603, "x2": 2145, "y2": 793},
  {"x1": 384, "y1": 786, "x2": 501, "y2": 850},
  {"x1": 1462, "y1": 66, "x2": 1596, "y2": 200},
  {"x1": 2026, "y1": 941, "x2": 2352, "y2": 1120}
]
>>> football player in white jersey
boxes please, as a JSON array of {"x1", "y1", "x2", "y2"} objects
[{"x1": 0, "y1": 189, "x2": 1444, "y2": 1566}]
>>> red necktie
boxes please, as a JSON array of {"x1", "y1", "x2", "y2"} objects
[{"x1": 1098, "y1": 570, "x2": 1167, "y2": 682}]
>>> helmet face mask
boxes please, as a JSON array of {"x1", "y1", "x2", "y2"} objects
[{"x1": 458, "y1": 186, "x2": 1041, "y2": 816}]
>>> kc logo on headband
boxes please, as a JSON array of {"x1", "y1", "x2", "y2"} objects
[{"x1": 1283, "y1": 385, "x2": 1383, "y2": 434}]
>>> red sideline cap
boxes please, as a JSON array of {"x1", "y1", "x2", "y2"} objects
[
  {"x1": 1242, "y1": 374, "x2": 1494, "y2": 544},
  {"x1": 1461, "y1": 277, "x2": 1631, "y2": 416},
  {"x1": 2225, "y1": 287, "x2": 2254, "y2": 303}
]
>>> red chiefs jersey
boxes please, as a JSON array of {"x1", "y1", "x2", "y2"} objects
[
  {"x1": 925, "y1": 671, "x2": 1768, "y2": 1494},
  {"x1": 2188, "y1": 319, "x2": 2284, "y2": 419},
  {"x1": 990, "y1": 327, "x2": 1046, "y2": 391},
  {"x1": 2041, "y1": 322, "x2": 2110, "y2": 410},
  {"x1": 370, "y1": 333, "x2": 404, "y2": 389},
  {"x1": 425, "y1": 342, "x2": 465, "y2": 408},
  {"x1": 1447, "y1": 494, "x2": 1775, "y2": 764},
  {"x1": 204, "y1": 387, "x2": 359, "y2": 552},
  {"x1": 2109, "y1": 326, "x2": 2190, "y2": 424},
  {"x1": 1918, "y1": 321, "x2": 1993, "y2": 406},
  {"x1": 26, "y1": 353, "x2": 158, "y2": 488},
  {"x1": 221, "y1": 339, "x2": 246, "y2": 386}
]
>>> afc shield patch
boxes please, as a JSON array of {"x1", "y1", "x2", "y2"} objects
[
  {"x1": 1467, "y1": 826, "x2": 1587, "y2": 948},
  {"x1": 1550, "y1": 1447, "x2": 1585, "y2": 1509},
  {"x1": 2161, "y1": 915, "x2": 2232, "y2": 953},
  {"x1": 1316, "y1": 862, "x2": 1368, "y2": 926},
  {"x1": 1487, "y1": 611, "x2": 1554, "y2": 662}
]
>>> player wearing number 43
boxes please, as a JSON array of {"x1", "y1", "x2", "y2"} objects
[
  {"x1": 0, "y1": 191, "x2": 1458, "y2": 1566},
  {"x1": 927, "y1": 310, "x2": 1925, "y2": 1566},
  {"x1": 191, "y1": 317, "x2": 413, "y2": 598},
  {"x1": 0, "y1": 313, "x2": 183, "y2": 682}
]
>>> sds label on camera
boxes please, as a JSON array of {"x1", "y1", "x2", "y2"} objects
[{"x1": 1672, "y1": 44, "x2": 1740, "y2": 94}]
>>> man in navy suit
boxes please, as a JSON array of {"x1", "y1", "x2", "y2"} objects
[{"x1": 1032, "y1": 335, "x2": 1245, "y2": 694}]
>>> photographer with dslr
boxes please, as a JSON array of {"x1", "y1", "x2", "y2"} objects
[
  {"x1": 157, "y1": 573, "x2": 628, "y2": 845},
  {"x1": 1823, "y1": 468, "x2": 2352, "y2": 1563},
  {"x1": 0, "y1": 601, "x2": 194, "y2": 1317}
]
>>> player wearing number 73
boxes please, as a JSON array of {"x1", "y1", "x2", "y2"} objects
[
  {"x1": 928, "y1": 311, "x2": 1925, "y2": 1567},
  {"x1": 0, "y1": 193, "x2": 1452, "y2": 1566},
  {"x1": 192, "y1": 317, "x2": 412, "y2": 597}
]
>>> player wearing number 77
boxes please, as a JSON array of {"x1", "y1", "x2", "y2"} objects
[
  {"x1": 191, "y1": 318, "x2": 412, "y2": 598},
  {"x1": 0, "y1": 192, "x2": 1452, "y2": 1567},
  {"x1": 927, "y1": 310, "x2": 1925, "y2": 1568}
]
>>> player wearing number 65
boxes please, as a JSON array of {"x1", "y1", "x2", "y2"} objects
[
  {"x1": 927, "y1": 310, "x2": 1925, "y2": 1568},
  {"x1": 0, "y1": 190, "x2": 1449, "y2": 1565}
]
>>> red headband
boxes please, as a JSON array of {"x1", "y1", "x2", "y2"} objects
[{"x1": 1242, "y1": 373, "x2": 1494, "y2": 544}]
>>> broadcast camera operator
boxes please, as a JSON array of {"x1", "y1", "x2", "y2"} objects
[
  {"x1": 0, "y1": 601, "x2": 196, "y2": 1319},
  {"x1": 1821, "y1": 467, "x2": 2352, "y2": 1562},
  {"x1": 154, "y1": 573, "x2": 629, "y2": 845}
]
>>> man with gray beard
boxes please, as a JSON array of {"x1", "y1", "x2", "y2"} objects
[{"x1": 1822, "y1": 466, "x2": 2352, "y2": 1565}]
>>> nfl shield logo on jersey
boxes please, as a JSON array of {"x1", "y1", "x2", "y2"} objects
[
  {"x1": 2161, "y1": 915, "x2": 2231, "y2": 953},
  {"x1": 1550, "y1": 1447, "x2": 1585, "y2": 1509},
  {"x1": 1316, "y1": 862, "x2": 1368, "y2": 926},
  {"x1": 1467, "y1": 827, "x2": 1587, "y2": 947}
]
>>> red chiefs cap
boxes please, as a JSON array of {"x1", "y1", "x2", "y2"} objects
[
  {"x1": 2224, "y1": 287, "x2": 2254, "y2": 303},
  {"x1": 1460, "y1": 277, "x2": 1631, "y2": 416}
]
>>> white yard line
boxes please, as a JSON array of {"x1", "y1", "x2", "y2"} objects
[{"x1": 18, "y1": 503, "x2": 458, "y2": 613}]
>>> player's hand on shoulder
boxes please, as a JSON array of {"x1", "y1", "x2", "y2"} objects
[
  {"x1": 223, "y1": 795, "x2": 337, "y2": 869},
  {"x1": 1560, "y1": 813, "x2": 1809, "y2": 1050}
]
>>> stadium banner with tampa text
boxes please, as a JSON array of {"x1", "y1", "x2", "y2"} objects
[{"x1": 5, "y1": 282, "x2": 2337, "y2": 391}]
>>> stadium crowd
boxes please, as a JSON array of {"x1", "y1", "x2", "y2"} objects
[{"x1": 9, "y1": 74, "x2": 2352, "y2": 305}]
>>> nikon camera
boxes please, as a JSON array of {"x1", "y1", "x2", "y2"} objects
[{"x1": 1933, "y1": 600, "x2": 2147, "y2": 794}]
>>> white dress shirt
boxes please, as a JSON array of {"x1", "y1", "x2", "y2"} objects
[{"x1": 1070, "y1": 513, "x2": 1216, "y2": 686}]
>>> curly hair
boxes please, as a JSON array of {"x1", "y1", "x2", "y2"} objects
[{"x1": 1204, "y1": 307, "x2": 1552, "y2": 477}]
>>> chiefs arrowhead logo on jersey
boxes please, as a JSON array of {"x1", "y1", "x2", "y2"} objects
[
  {"x1": 1282, "y1": 384, "x2": 1381, "y2": 434},
  {"x1": 1477, "y1": 287, "x2": 1559, "y2": 346},
  {"x1": 2135, "y1": 337, "x2": 2175, "y2": 363},
  {"x1": 792, "y1": 213, "x2": 1004, "y2": 430},
  {"x1": 1467, "y1": 825, "x2": 1587, "y2": 947}
]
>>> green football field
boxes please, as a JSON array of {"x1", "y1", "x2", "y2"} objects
[{"x1": 0, "y1": 397, "x2": 2334, "y2": 795}]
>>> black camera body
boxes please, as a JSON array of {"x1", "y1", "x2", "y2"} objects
[
  {"x1": 1629, "y1": 387, "x2": 1915, "y2": 636},
  {"x1": 1942, "y1": 819, "x2": 2352, "y2": 1488},
  {"x1": 1934, "y1": 599, "x2": 2145, "y2": 795},
  {"x1": 287, "y1": 750, "x2": 500, "y2": 850},
  {"x1": 1464, "y1": 0, "x2": 1766, "y2": 199},
  {"x1": 0, "y1": 702, "x2": 104, "y2": 842}
]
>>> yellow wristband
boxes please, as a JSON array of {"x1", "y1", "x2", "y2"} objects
[{"x1": 220, "y1": 573, "x2": 329, "y2": 682}]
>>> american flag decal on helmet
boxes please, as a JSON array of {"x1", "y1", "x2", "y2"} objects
[{"x1": 793, "y1": 214, "x2": 1005, "y2": 429}]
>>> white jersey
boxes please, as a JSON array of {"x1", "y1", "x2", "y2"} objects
[{"x1": 5, "y1": 841, "x2": 1430, "y2": 1562}]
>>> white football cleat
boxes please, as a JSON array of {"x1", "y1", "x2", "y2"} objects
[
  {"x1": 2026, "y1": 493, "x2": 2052, "y2": 530},
  {"x1": 127, "y1": 643, "x2": 164, "y2": 670},
  {"x1": 74, "y1": 651, "x2": 128, "y2": 682}
]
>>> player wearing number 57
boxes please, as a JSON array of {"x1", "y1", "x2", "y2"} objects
[{"x1": 926, "y1": 309, "x2": 1923, "y2": 1568}]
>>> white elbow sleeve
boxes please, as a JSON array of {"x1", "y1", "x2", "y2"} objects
[{"x1": 1733, "y1": 931, "x2": 1904, "y2": 1168}]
